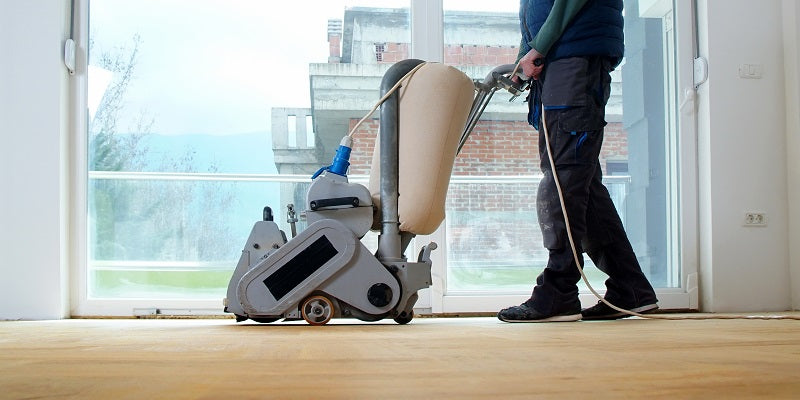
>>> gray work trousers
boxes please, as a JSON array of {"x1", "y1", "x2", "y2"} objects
[{"x1": 527, "y1": 56, "x2": 657, "y2": 315}]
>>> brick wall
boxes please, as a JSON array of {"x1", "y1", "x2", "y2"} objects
[
  {"x1": 375, "y1": 43, "x2": 410, "y2": 63},
  {"x1": 348, "y1": 119, "x2": 379, "y2": 174},
  {"x1": 322, "y1": 24, "x2": 632, "y2": 266},
  {"x1": 348, "y1": 118, "x2": 627, "y2": 179},
  {"x1": 329, "y1": 35, "x2": 341, "y2": 63},
  {"x1": 373, "y1": 43, "x2": 518, "y2": 66},
  {"x1": 344, "y1": 93, "x2": 628, "y2": 267},
  {"x1": 444, "y1": 45, "x2": 519, "y2": 66}
]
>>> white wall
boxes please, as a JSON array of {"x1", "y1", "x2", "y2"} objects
[
  {"x1": 0, "y1": 0, "x2": 71, "y2": 319},
  {"x1": 697, "y1": 0, "x2": 795, "y2": 311},
  {"x1": 0, "y1": 0, "x2": 798, "y2": 319},
  {"x1": 784, "y1": 0, "x2": 800, "y2": 310}
]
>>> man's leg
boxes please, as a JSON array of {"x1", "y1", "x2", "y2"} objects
[
  {"x1": 529, "y1": 159, "x2": 594, "y2": 316},
  {"x1": 498, "y1": 56, "x2": 607, "y2": 322},
  {"x1": 581, "y1": 163, "x2": 659, "y2": 319},
  {"x1": 497, "y1": 116, "x2": 603, "y2": 322}
]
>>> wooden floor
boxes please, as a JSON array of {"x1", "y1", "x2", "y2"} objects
[{"x1": 1, "y1": 315, "x2": 799, "y2": 399}]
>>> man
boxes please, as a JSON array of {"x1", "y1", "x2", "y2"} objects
[{"x1": 497, "y1": 0, "x2": 659, "y2": 322}]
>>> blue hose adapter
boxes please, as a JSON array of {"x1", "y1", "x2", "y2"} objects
[{"x1": 312, "y1": 136, "x2": 353, "y2": 179}]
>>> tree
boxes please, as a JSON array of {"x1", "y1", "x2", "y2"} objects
[
  {"x1": 89, "y1": 34, "x2": 152, "y2": 172},
  {"x1": 89, "y1": 34, "x2": 150, "y2": 260},
  {"x1": 88, "y1": 34, "x2": 236, "y2": 271}
]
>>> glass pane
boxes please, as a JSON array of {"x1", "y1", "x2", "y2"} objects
[
  {"x1": 443, "y1": 0, "x2": 680, "y2": 294},
  {"x1": 89, "y1": 177, "x2": 298, "y2": 299},
  {"x1": 87, "y1": 1, "x2": 409, "y2": 300},
  {"x1": 446, "y1": 176, "x2": 630, "y2": 292}
]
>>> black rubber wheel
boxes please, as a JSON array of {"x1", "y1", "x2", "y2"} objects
[{"x1": 393, "y1": 311, "x2": 414, "y2": 325}]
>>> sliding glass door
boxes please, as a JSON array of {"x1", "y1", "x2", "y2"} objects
[
  {"x1": 74, "y1": 0, "x2": 697, "y2": 315},
  {"x1": 434, "y1": 0, "x2": 695, "y2": 312}
]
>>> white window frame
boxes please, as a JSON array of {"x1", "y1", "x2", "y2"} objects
[
  {"x1": 425, "y1": 0, "x2": 700, "y2": 313},
  {"x1": 71, "y1": 0, "x2": 698, "y2": 316}
]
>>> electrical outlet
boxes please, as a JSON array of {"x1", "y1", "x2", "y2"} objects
[
  {"x1": 738, "y1": 63, "x2": 763, "y2": 79},
  {"x1": 743, "y1": 212, "x2": 767, "y2": 227}
]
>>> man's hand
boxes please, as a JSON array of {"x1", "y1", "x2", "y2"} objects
[{"x1": 518, "y1": 48, "x2": 545, "y2": 81}]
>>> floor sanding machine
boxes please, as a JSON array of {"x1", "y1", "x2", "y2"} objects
[{"x1": 224, "y1": 59, "x2": 526, "y2": 325}]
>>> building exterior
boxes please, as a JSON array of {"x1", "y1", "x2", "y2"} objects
[
  {"x1": 268, "y1": 6, "x2": 673, "y2": 290},
  {"x1": 273, "y1": 7, "x2": 628, "y2": 178}
]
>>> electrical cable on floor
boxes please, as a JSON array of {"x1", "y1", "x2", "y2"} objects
[{"x1": 539, "y1": 103, "x2": 800, "y2": 321}]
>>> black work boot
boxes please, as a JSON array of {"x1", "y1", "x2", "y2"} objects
[
  {"x1": 498, "y1": 299, "x2": 582, "y2": 323},
  {"x1": 581, "y1": 300, "x2": 658, "y2": 320}
]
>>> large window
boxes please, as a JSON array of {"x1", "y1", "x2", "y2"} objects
[
  {"x1": 82, "y1": 1, "x2": 411, "y2": 311},
  {"x1": 78, "y1": 0, "x2": 694, "y2": 315},
  {"x1": 432, "y1": 0, "x2": 686, "y2": 312}
]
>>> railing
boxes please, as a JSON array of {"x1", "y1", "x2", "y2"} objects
[
  {"x1": 86, "y1": 171, "x2": 631, "y2": 298},
  {"x1": 90, "y1": 171, "x2": 631, "y2": 185},
  {"x1": 88, "y1": 171, "x2": 312, "y2": 182}
]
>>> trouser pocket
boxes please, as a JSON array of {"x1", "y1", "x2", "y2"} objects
[{"x1": 539, "y1": 108, "x2": 604, "y2": 169}]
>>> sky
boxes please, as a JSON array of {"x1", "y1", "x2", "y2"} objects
[{"x1": 89, "y1": 0, "x2": 518, "y2": 136}]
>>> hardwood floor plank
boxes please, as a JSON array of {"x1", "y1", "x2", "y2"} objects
[{"x1": 1, "y1": 316, "x2": 798, "y2": 399}]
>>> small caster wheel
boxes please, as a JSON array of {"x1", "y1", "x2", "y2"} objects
[
  {"x1": 394, "y1": 311, "x2": 414, "y2": 325},
  {"x1": 301, "y1": 295, "x2": 335, "y2": 325}
]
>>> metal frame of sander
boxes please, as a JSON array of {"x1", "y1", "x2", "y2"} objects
[{"x1": 224, "y1": 60, "x2": 523, "y2": 325}]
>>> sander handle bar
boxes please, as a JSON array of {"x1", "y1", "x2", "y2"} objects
[{"x1": 457, "y1": 64, "x2": 529, "y2": 154}]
